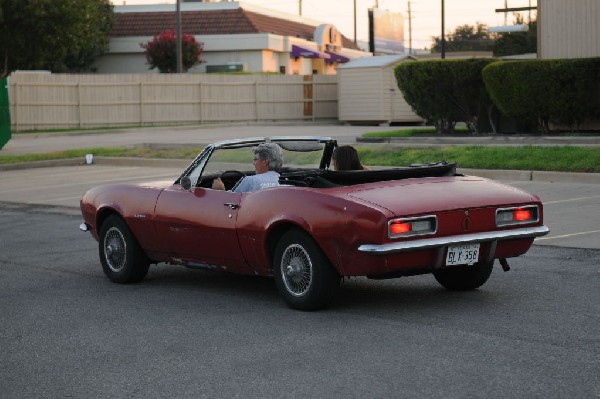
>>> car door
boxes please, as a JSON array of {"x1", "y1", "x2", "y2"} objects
[{"x1": 153, "y1": 184, "x2": 248, "y2": 272}]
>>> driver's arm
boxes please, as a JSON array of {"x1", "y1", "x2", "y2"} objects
[{"x1": 212, "y1": 178, "x2": 226, "y2": 190}]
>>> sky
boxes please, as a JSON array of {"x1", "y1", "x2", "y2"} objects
[{"x1": 113, "y1": 0, "x2": 536, "y2": 50}]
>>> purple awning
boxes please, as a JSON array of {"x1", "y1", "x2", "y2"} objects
[
  {"x1": 325, "y1": 51, "x2": 350, "y2": 63},
  {"x1": 291, "y1": 45, "x2": 330, "y2": 59}
]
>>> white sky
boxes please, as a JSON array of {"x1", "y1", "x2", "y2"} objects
[{"x1": 113, "y1": 0, "x2": 537, "y2": 50}]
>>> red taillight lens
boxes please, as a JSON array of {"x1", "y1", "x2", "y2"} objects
[
  {"x1": 388, "y1": 216, "x2": 437, "y2": 239},
  {"x1": 496, "y1": 205, "x2": 539, "y2": 226},
  {"x1": 390, "y1": 222, "x2": 411, "y2": 235},
  {"x1": 513, "y1": 209, "x2": 532, "y2": 221}
]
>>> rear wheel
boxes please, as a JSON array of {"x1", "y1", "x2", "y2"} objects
[
  {"x1": 274, "y1": 229, "x2": 341, "y2": 311},
  {"x1": 433, "y1": 260, "x2": 494, "y2": 291},
  {"x1": 99, "y1": 215, "x2": 150, "y2": 284}
]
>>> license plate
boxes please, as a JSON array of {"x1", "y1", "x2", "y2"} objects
[{"x1": 445, "y1": 243, "x2": 480, "y2": 266}]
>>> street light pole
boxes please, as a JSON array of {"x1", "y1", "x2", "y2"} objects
[
  {"x1": 176, "y1": 0, "x2": 183, "y2": 73},
  {"x1": 441, "y1": 0, "x2": 446, "y2": 59}
]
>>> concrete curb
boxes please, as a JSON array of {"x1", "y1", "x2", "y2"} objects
[
  {"x1": 357, "y1": 136, "x2": 600, "y2": 146},
  {"x1": 2, "y1": 156, "x2": 599, "y2": 184}
]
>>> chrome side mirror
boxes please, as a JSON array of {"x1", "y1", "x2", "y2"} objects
[{"x1": 180, "y1": 176, "x2": 192, "y2": 191}]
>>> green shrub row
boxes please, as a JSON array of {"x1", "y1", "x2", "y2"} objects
[{"x1": 394, "y1": 57, "x2": 600, "y2": 134}]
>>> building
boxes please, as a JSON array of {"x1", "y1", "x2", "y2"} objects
[
  {"x1": 93, "y1": 1, "x2": 370, "y2": 75},
  {"x1": 538, "y1": 0, "x2": 600, "y2": 59}
]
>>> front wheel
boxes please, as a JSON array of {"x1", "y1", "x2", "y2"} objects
[
  {"x1": 274, "y1": 229, "x2": 341, "y2": 311},
  {"x1": 99, "y1": 215, "x2": 150, "y2": 284},
  {"x1": 433, "y1": 260, "x2": 494, "y2": 291}
]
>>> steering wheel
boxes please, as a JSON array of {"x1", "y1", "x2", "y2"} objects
[{"x1": 220, "y1": 170, "x2": 246, "y2": 190}]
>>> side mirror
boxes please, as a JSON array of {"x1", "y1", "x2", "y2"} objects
[{"x1": 180, "y1": 176, "x2": 192, "y2": 191}]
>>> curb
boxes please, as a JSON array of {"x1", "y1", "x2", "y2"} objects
[{"x1": 357, "y1": 136, "x2": 600, "y2": 146}]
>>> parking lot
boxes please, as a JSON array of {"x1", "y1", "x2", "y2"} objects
[{"x1": 1, "y1": 124, "x2": 599, "y2": 397}]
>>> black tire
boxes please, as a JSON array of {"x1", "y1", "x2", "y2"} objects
[
  {"x1": 433, "y1": 260, "x2": 494, "y2": 291},
  {"x1": 99, "y1": 215, "x2": 150, "y2": 284},
  {"x1": 273, "y1": 229, "x2": 341, "y2": 311}
]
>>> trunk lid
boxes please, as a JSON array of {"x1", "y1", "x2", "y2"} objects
[{"x1": 345, "y1": 176, "x2": 538, "y2": 216}]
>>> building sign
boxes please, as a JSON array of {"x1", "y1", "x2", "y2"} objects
[
  {"x1": 314, "y1": 24, "x2": 342, "y2": 53},
  {"x1": 369, "y1": 8, "x2": 405, "y2": 54}
]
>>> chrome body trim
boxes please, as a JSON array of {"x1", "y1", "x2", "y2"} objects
[{"x1": 358, "y1": 225, "x2": 549, "y2": 255}]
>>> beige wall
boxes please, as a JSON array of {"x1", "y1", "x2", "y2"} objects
[
  {"x1": 539, "y1": 0, "x2": 600, "y2": 59},
  {"x1": 8, "y1": 73, "x2": 338, "y2": 131}
]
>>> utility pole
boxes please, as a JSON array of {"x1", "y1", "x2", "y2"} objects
[
  {"x1": 176, "y1": 0, "x2": 182, "y2": 73},
  {"x1": 354, "y1": 0, "x2": 357, "y2": 45},
  {"x1": 299, "y1": 0, "x2": 302, "y2": 16},
  {"x1": 441, "y1": 0, "x2": 445, "y2": 59},
  {"x1": 408, "y1": 0, "x2": 413, "y2": 55}
]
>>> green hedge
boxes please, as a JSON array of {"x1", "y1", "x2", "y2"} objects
[
  {"x1": 394, "y1": 59, "x2": 498, "y2": 134},
  {"x1": 482, "y1": 58, "x2": 600, "y2": 132}
]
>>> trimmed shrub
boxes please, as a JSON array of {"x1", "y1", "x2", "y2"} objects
[
  {"x1": 394, "y1": 59, "x2": 498, "y2": 134},
  {"x1": 483, "y1": 58, "x2": 600, "y2": 133},
  {"x1": 141, "y1": 30, "x2": 204, "y2": 73}
]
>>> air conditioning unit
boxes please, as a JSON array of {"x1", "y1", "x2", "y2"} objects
[{"x1": 206, "y1": 63, "x2": 247, "y2": 73}]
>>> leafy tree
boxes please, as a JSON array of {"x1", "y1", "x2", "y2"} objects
[
  {"x1": 141, "y1": 30, "x2": 204, "y2": 73},
  {"x1": 430, "y1": 23, "x2": 494, "y2": 53},
  {"x1": 493, "y1": 15, "x2": 537, "y2": 57},
  {"x1": 0, "y1": 0, "x2": 113, "y2": 78}
]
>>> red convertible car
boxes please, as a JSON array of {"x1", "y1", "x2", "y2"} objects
[{"x1": 80, "y1": 136, "x2": 548, "y2": 310}]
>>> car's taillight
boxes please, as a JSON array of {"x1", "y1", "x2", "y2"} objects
[
  {"x1": 388, "y1": 216, "x2": 437, "y2": 239},
  {"x1": 496, "y1": 205, "x2": 539, "y2": 226}
]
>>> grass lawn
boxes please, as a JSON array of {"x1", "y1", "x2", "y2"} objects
[{"x1": 1, "y1": 145, "x2": 599, "y2": 173}]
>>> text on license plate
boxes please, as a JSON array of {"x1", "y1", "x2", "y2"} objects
[{"x1": 445, "y1": 243, "x2": 480, "y2": 266}]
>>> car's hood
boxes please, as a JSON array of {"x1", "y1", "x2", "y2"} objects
[{"x1": 346, "y1": 176, "x2": 539, "y2": 216}]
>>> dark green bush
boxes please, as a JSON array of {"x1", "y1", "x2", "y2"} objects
[
  {"x1": 483, "y1": 58, "x2": 600, "y2": 133},
  {"x1": 394, "y1": 59, "x2": 498, "y2": 134}
]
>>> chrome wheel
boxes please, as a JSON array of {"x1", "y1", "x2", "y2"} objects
[
  {"x1": 280, "y1": 244, "x2": 313, "y2": 297},
  {"x1": 103, "y1": 227, "x2": 127, "y2": 273},
  {"x1": 274, "y1": 229, "x2": 341, "y2": 310}
]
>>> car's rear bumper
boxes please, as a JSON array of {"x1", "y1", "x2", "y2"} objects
[{"x1": 358, "y1": 225, "x2": 549, "y2": 255}]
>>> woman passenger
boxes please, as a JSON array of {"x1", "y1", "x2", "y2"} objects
[{"x1": 331, "y1": 145, "x2": 368, "y2": 171}]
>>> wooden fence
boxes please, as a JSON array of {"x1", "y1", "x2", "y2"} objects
[{"x1": 8, "y1": 73, "x2": 338, "y2": 131}]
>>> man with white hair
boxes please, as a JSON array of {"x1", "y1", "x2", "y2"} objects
[{"x1": 212, "y1": 143, "x2": 283, "y2": 192}]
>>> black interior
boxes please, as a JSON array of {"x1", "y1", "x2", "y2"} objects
[{"x1": 198, "y1": 162, "x2": 457, "y2": 190}]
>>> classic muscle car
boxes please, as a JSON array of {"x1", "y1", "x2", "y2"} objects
[{"x1": 80, "y1": 136, "x2": 549, "y2": 310}]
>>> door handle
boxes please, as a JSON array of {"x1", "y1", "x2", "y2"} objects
[{"x1": 224, "y1": 203, "x2": 239, "y2": 210}]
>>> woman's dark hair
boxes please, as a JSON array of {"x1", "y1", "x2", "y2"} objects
[{"x1": 332, "y1": 145, "x2": 364, "y2": 171}]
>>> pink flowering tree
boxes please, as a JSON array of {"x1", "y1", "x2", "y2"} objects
[{"x1": 141, "y1": 30, "x2": 204, "y2": 73}]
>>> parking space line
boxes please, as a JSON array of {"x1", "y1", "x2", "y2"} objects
[
  {"x1": 544, "y1": 195, "x2": 600, "y2": 205},
  {"x1": 537, "y1": 229, "x2": 600, "y2": 240}
]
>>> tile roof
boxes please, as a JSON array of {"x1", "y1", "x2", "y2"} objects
[{"x1": 111, "y1": 8, "x2": 360, "y2": 50}]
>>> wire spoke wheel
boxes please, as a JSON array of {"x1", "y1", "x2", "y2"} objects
[
  {"x1": 103, "y1": 227, "x2": 127, "y2": 273},
  {"x1": 274, "y1": 229, "x2": 341, "y2": 311},
  {"x1": 281, "y1": 244, "x2": 313, "y2": 297},
  {"x1": 98, "y1": 215, "x2": 150, "y2": 284}
]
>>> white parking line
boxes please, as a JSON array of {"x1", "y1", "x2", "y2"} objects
[
  {"x1": 544, "y1": 195, "x2": 600, "y2": 205},
  {"x1": 536, "y1": 230, "x2": 600, "y2": 240}
]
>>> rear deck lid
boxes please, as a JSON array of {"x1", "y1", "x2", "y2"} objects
[{"x1": 346, "y1": 176, "x2": 537, "y2": 216}]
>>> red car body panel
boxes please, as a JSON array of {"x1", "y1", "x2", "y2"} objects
[{"x1": 81, "y1": 173, "x2": 546, "y2": 278}]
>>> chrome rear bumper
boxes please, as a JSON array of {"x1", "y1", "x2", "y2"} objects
[{"x1": 358, "y1": 225, "x2": 549, "y2": 255}]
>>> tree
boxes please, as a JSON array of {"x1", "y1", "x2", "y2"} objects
[
  {"x1": 141, "y1": 30, "x2": 204, "y2": 73},
  {"x1": 0, "y1": 0, "x2": 113, "y2": 78},
  {"x1": 493, "y1": 15, "x2": 537, "y2": 57},
  {"x1": 430, "y1": 23, "x2": 494, "y2": 53}
]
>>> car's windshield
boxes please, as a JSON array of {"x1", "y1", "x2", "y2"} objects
[{"x1": 185, "y1": 139, "x2": 329, "y2": 187}]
